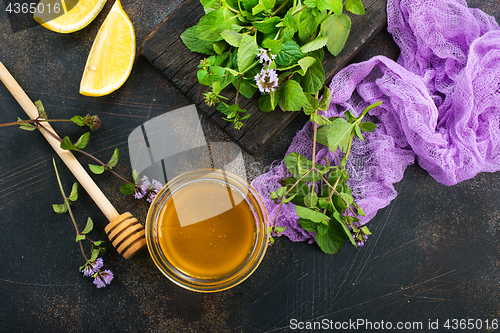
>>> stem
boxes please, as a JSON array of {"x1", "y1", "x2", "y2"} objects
[
  {"x1": 52, "y1": 158, "x2": 88, "y2": 261},
  {"x1": 292, "y1": 5, "x2": 307, "y2": 15},
  {"x1": 0, "y1": 118, "x2": 73, "y2": 128},
  {"x1": 272, "y1": 169, "x2": 313, "y2": 229},
  {"x1": 272, "y1": 0, "x2": 290, "y2": 15},
  {"x1": 235, "y1": 75, "x2": 242, "y2": 105}
]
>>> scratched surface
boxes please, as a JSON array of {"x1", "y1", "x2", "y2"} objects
[{"x1": 0, "y1": 0, "x2": 499, "y2": 332}]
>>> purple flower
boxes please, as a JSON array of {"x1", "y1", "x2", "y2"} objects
[
  {"x1": 255, "y1": 68, "x2": 279, "y2": 93},
  {"x1": 82, "y1": 257, "x2": 103, "y2": 277},
  {"x1": 133, "y1": 175, "x2": 150, "y2": 199},
  {"x1": 146, "y1": 179, "x2": 163, "y2": 203},
  {"x1": 256, "y1": 48, "x2": 276, "y2": 67},
  {"x1": 93, "y1": 269, "x2": 114, "y2": 288}
]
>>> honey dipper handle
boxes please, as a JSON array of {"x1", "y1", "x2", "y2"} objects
[{"x1": 0, "y1": 61, "x2": 120, "y2": 223}]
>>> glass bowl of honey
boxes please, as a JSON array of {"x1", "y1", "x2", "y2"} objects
[{"x1": 145, "y1": 169, "x2": 269, "y2": 292}]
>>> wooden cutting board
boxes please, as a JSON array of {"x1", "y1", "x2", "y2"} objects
[{"x1": 140, "y1": 0, "x2": 387, "y2": 156}]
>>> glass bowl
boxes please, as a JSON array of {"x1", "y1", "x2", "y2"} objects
[{"x1": 145, "y1": 169, "x2": 269, "y2": 292}]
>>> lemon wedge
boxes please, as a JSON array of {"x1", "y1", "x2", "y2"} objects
[
  {"x1": 33, "y1": 0, "x2": 107, "y2": 33},
  {"x1": 79, "y1": 0, "x2": 135, "y2": 96}
]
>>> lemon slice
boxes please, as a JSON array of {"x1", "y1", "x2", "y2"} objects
[
  {"x1": 79, "y1": 0, "x2": 135, "y2": 96},
  {"x1": 33, "y1": 0, "x2": 107, "y2": 33}
]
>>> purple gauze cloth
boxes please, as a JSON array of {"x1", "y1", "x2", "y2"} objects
[{"x1": 251, "y1": 0, "x2": 500, "y2": 244}]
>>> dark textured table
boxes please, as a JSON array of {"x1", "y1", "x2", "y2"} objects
[{"x1": 0, "y1": 1, "x2": 499, "y2": 332}]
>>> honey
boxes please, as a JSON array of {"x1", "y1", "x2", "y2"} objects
[{"x1": 158, "y1": 179, "x2": 256, "y2": 279}]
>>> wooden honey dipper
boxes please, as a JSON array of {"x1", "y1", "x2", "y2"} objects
[{"x1": 0, "y1": 61, "x2": 146, "y2": 259}]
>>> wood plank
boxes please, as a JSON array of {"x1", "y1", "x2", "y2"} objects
[{"x1": 141, "y1": 0, "x2": 387, "y2": 155}]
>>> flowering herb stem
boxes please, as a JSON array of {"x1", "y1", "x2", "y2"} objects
[{"x1": 52, "y1": 158, "x2": 88, "y2": 261}]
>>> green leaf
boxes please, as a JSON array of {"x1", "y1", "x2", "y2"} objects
[
  {"x1": 357, "y1": 206, "x2": 365, "y2": 217},
  {"x1": 233, "y1": 78, "x2": 257, "y2": 99},
  {"x1": 318, "y1": 86, "x2": 331, "y2": 111},
  {"x1": 304, "y1": 0, "x2": 316, "y2": 8},
  {"x1": 317, "y1": 223, "x2": 329, "y2": 235},
  {"x1": 304, "y1": 191, "x2": 318, "y2": 207},
  {"x1": 89, "y1": 164, "x2": 105, "y2": 174},
  {"x1": 354, "y1": 123, "x2": 364, "y2": 141},
  {"x1": 259, "y1": 91, "x2": 278, "y2": 112},
  {"x1": 321, "y1": 14, "x2": 351, "y2": 56},
  {"x1": 120, "y1": 183, "x2": 136, "y2": 195},
  {"x1": 284, "y1": 152, "x2": 314, "y2": 180},
  {"x1": 315, "y1": 226, "x2": 344, "y2": 254},
  {"x1": 253, "y1": 16, "x2": 281, "y2": 34},
  {"x1": 107, "y1": 148, "x2": 119, "y2": 168},
  {"x1": 361, "y1": 226, "x2": 372, "y2": 235},
  {"x1": 196, "y1": 10, "x2": 223, "y2": 42},
  {"x1": 360, "y1": 121, "x2": 376, "y2": 132},
  {"x1": 310, "y1": 113, "x2": 332, "y2": 126},
  {"x1": 340, "y1": 192, "x2": 354, "y2": 206},
  {"x1": 295, "y1": 206, "x2": 329, "y2": 223},
  {"x1": 180, "y1": 26, "x2": 215, "y2": 55},
  {"x1": 90, "y1": 247, "x2": 100, "y2": 262},
  {"x1": 299, "y1": 218, "x2": 318, "y2": 232},
  {"x1": 303, "y1": 94, "x2": 319, "y2": 115},
  {"x1": 68, "y1": 182, "x2": 78, "y2": 202},
  {"x1": 82, "y1": 217, "x2": 93, "y2": 234},
  {"x1": 274, "y1": 226, "x2": 287, "y2": 235},
  {"x1": 132, "y1": 170, "x2": 140, "y2": 184},
  {"x1": 316, "y1": 117, "x2": 354, "y2": 153},
  {"x1": 275, "y1": 40, "x2": 304, "y2": 67},
  {"x1": 262, "y1": 38, "x2": 282, "y2": 54},
  {"x1": 345, "y1": 0, "x2": 365, "y2": 15},
  {"x1": 74, "y1": 132, "x2": 90, "y2": 149},
  {"x1": 220, "y1": 30, "x2": 244, "y2": 47},
  {"x1": 213, "y1": 40, "x2": 227, "y2": 54},
  {"x1": 71, "y1": 115, "x2": 85, "y2": 127},
  {"x1": 238, "y1": 34, "x2": 258, "y2": 73},
  {"x1": 76, "y1": 233, "x2": 86, "y2": 242},
  {"x1": 302, "y1": 59, "x2": 324, "y2": 94},
  {"x1": 297, "y1": 56, "x2": 316, "y2": 76},
  {"x1": 301, "y1": 36, "x2": 328, "y2": 54},
  {"x1": 278, "y1": 80, "x2": 308, "y2": 111},
  {"x1": 297, "y1": 8, "x2": 320, "y2": 43},
  {"x1": 60, "y1": 136, "x2": 78, "y2": 151},
  {"x1": 34, "y1": 100, "x2": 47, "y2": 118},
  {"x1": 52, "y1": 203, "x2": 68, "y2": 214},
  {"x1": 317, "y1": 0, "x2": 342, "y2": 14},
  {"x1": 17, "y1": 117, "x2": 37, "y2": 131},
  {"x1": 241, "y1": 0, "x2": 259, "y2": 11}
]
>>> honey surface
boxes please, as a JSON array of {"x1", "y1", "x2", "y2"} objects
[{"x1": 158, "y1": 180, "x2": 256, "y2": 279}]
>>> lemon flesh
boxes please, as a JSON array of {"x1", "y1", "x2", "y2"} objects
[
  {"x1": 34, "y1": 0, "x2": 107, "y2": 33},
  {"x1": 79, "y1": 0, "x2": 135, "y2": 96}
]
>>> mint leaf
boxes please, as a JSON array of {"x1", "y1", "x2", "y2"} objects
[
  {"x1": 318, "y1": 86, "x2": 331, "y2": 111},
  {"x1": 89, "y1": 164, "x2": 105, "y2": 174},
  {"x1": 262, "y1": 39, "x2": 282, "y2": 54},
  {"x1": 34, "y1": 100, "x2": 47, "y2": 118},
  {"x1": 295, "y1": 206, "x2": 329, "y2": 223},
  {"x1": 297, "y1": 56, "x2": 316, "y2": 75},
  {"x1": 120, "y1": 183, "x2": 136, "y2": 195},
  {"x1": 196, "y1": 10, "x2": 223, "y2": 42},
  {"x1": 76, "y1": 233, "x2": 86, "y2": 242},
  {"x1": 278, "y1": 80, "x2": 308, "y2": 111},
  {"x1": 321, "y1": 14, "x2": 351, "y2": 56},
  {"x1": 213, "y1": 40, "x2": 227, "y2": 55},
  {"x1": 275, "y1": 40, "x2": 304, "y2": 67},
  {"x1": 52, "y1": 203, "x2": 68, "y2": 214},
  {"x1": 107, "y1": 148, "x2": 119, "y2": 168},
  {"x1": 253, "y1": 16, "x2": 281, "y2": 34},
  {"x1": 299, "y1": 218, "x2": 318, "y2": 232},
  {"x1": 359, "y1": 121, "x2": 376, "y2": 132},
  {"x1": 238, "y1": 34, "x2": 258, "y2": 73},
  {"x1": 311, "y1": 113, "x2": 332, "y2": 126},
  {"x1": 220, "y1": 30, "x2": 244, "y2": 47},
  {"x1": 259, "y1": 91, "x2": 278, "y2": 112},
  {"x1": 74, "y1": 132, "x2": 90, "y2": 149},
  {"x1": 302, "y1": 59, "x2": 324, "y2": 94},
  {"x1": 132, "y1": 170, "x2": 140, "y2": 184},
  {"x1": 301, "y1": 36, "x2": 328, "y2": 54},
  {"x1": 68, "y1": 182, "x2": 78, "y2": 202},
  {"x1": 71, "y1": 115, "x2": 85, "y2": 127},
  {"x1": 297, "y1": 8, "x2": 320, "y2": 43},
  {"x1": 60, "y1": 137, "x2": 78, "y2": 151},
  {"x1": 180, "y1": 26, "x2": 216, "y2": 55},
  {"x1": 315, "y1": 226, "x2": 344, "y2": 254},
  {"x1": 235, "y1": 78, "x2": 257, "y2": 99},
  {"x1": 17, "y1": 117, "x2": 37, "y2": 131},
  {"x1": 317, "y1": 0, "x2": 342, "y2": 15},
  {"x1": 345, "y1": 0, "x2": 365, "y2": 15},
  {"x1": 82, "y1": 217, "x2": 93, "y2": 234}
]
